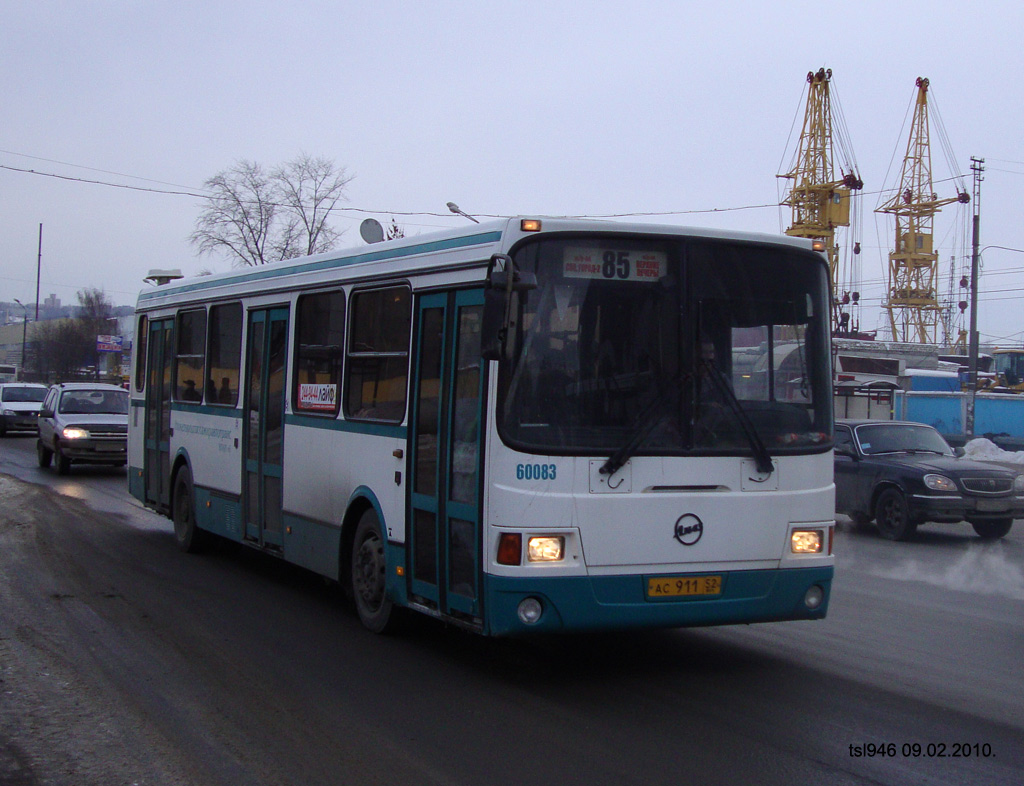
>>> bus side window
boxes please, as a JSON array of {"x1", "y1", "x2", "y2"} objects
[
  {"x1": 293, "y1": 290, "x2": 345, "y2": 416},
  {"x1": 175, "y1": 309, "x2": 207, "y2": 402},
  {"x1": 208, "y1": 302, "x2": 243, "y2": 406},
  {"x1": 345, "y1": 286, "x2": 411, "y2": 423},
  {"x1": 135, "y1": 315, "x2": 148, "y2": 392}
]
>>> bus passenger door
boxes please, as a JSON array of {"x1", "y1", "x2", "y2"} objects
[
  {"x1": 244, "y1": 307, "x2": 289, "y2": 549},
  {"x1": 409, "y1": 290, "x2": 485, "y2": 620},
  {"x1": 144, "y1": 318, "x2": 174, "y2": 510}
]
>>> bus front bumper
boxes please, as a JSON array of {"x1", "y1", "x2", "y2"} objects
[{"x1": 484, "y1": 565, "x2": 833, "y2": 637}]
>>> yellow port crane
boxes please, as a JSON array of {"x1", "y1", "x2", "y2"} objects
[
  {"x1": 877, "y1": 77, "x2": 970, "y2": 344},
  {"x1": 779, "y1": 68, "x2": 864, "y2": 336}
]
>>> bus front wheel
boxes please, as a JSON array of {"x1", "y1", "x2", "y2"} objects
[
  {"x1": 351, "y1": 509, "x2": 395, "y2": 633},
  {"x1": 172, "y1": 467, "x2": 207, "y2": 553}
]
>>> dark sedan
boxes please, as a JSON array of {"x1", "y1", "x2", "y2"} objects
[{"x1": 834, "y1": 419, "x2": 1024, "y2": 540}]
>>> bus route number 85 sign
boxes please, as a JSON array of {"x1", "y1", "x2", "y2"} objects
[{"x1": 562, "y1": 247, "x2": 666, "y2": 283}]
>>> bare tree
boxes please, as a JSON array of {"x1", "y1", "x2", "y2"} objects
[
  {"x1": 77, "y1": 289, "x2": 115, "y2": 379},
  {"x1": 272, "y1": 153, "x2": 353, "y2": 258},
  {"x1": 31, "y1": 289, "x2": 116, "y2": 381},
  {"x1": 190, "y1": 161, "x2": 277, "y2": 266},
  {"x1": 35, "y1": 319, "x2": 90, "y2": 381},
  {"x1": 190, "y1": 154, "x2": 352, "y2": 267}
]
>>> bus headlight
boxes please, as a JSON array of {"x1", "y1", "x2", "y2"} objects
[
  {"x1": 790, "y1": 529, "x2": 823, "y2": 554},
  {"x1": 62, "y1": 426, "x2": 90, "y2": 440},
  {"x1": 527, "y1": 536, "x2": 564, "y2": 562}
]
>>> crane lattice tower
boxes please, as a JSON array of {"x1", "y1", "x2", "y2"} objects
[
  {"x1": 779, "y1": 68, "x2": 863, "y2": 335},
  {"x1": 876, "y1": 77, "x2": 969, "y2": 344}
]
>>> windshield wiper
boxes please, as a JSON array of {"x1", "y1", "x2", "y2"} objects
[
  {"x1": 599, "y1": 392, "x2": 672, "y2": 477},
  {"x1": 699, "y1": 359, "x2": 774, "y2": 475}
]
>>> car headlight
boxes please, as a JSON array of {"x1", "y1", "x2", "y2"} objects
[
  {"x1": 61, "y1": 426, "x2": 90, "y2": 440},
  {"x1": 1015, "y1": 474, "x2": 1024, "y2": 494},
  {"x1": 924, "y1": 474, "x2": 957, "y2": 492},
  {"x1": 2, "y1": 409, "x2": 16, "y2": 417}
]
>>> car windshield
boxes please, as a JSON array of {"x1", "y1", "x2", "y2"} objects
[
  {"x1": 58, "y1": 389, "x2": 129, "y2": 415},
  {"x1": 854, "y1": 423, "x2": 953, "y2": 456},
  {"x1": 496, "y1": 234, "x2": 832, "y2": 456},
  {"x1": 1, "y1": 387, "x2": 47, "y2": 403}
]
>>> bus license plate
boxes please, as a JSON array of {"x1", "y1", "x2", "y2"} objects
[{"x1": 647, "y1": 575, "x2": 722, "y2": 598}]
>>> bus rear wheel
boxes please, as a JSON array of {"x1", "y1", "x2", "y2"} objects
[{"x1": 351, "y1": 509, "x2": 395, "y2": 633}]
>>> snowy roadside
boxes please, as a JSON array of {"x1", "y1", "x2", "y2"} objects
[{"x1": 963, "y1": 437, "x2": 1024, "y2": 466}]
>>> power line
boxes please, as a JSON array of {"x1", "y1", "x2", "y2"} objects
[
  {"x1": 0, "y1": 148, "x2": 199, "y2": 190},
  {"x1": 2, "y1": 154, "x2": 970, "y2": 221},
  {"x1": 0, "y1": 161, "x2": 790, "y2": 220}
]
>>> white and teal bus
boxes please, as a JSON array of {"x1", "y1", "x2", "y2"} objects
[{"x1": 128, "y1": 217, "x2": 835, "y2": 636}]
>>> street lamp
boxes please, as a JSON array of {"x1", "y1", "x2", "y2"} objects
[
  {"x1": 446, "y1": 201, "x2": 480, "y2": 224},
  {"x1": 12, "y1": 298, "x2": 28, "y2": 379}
]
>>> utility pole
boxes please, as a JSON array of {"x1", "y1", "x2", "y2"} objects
[
  {"x1": 965, "y1": 156, "x2": 984, "y2": 438},
  {"x1": 35, "y1": 223, "x2": 42, "y2": 321}
]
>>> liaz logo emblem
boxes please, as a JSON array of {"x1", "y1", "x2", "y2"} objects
[{"x1": 674, "y1": 514, "x2": 703, "y2": 546}]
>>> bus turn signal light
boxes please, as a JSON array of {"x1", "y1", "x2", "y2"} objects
[
  {"x1": 521, "y1": 219, "x2": 542, "y2": 232},
  {"x1": 497, "y1": 533, "x2": 522, "y2": 565}
]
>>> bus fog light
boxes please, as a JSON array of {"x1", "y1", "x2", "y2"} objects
[
  {"x1": 527, "y1": 536, "x2": 564, "y2": 562},
  {"x1": 791, "y1": 529, "x2": 823, "y2": 554},
  {"x1": 804, "y1": 585, "x2": 825, "y2": 610},
  {"x1": 517, "y1": 597, "x2": 543, "y2": 624}
]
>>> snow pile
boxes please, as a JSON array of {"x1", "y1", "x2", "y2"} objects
[{"x1": 963, "y1": 437, "x2": 1024, "y2": 465}]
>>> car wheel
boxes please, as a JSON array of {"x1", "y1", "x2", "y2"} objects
[
  {"x1": 36, "y1": 439, "x2": 53, "y2": 468},
  {"x1": 351, "y1": 509, "x2": 397, "y2": 633},
  {"x1": 874, "y1": 488, "x2": 917, "y2": 541},
  {"x1": 55, "y1": 444, "x2": 71, "y2": 475},
  {"x1": 172, "y1": 467, "x2": 208, "y2": 553},
  {"x1": 971, "y1": 519, "x2": 1013, "y2": 540}
]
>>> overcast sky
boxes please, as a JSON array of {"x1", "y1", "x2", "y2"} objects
[{"x1": 3, "y1": 1, "x2": 1023, "y2": 345}]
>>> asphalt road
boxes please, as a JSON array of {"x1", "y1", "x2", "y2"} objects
[{"x1": 1, "y1": 432, "x2": 1022, "y2": 786}]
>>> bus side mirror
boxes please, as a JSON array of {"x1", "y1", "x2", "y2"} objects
[
  {"x1": 481, "y1": 287, "x2": 506, "y2": 361},
  {"x1": 486, "y1": 253, "x2": 537, "y2": 293},
  {"x1": 481, "y1": 253, "x2": 537, "y2": 361}
]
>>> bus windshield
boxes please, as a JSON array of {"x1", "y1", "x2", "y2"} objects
[{"x1": 498, "y1": 235, "x2": 832, "y2": 456}]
